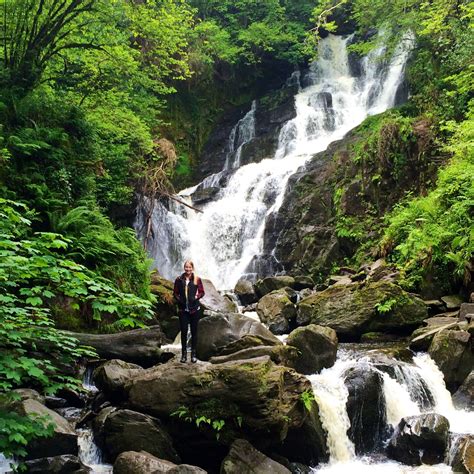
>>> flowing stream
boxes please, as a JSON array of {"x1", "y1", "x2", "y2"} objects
[
  {"x1": 136, "y1": 33, "x2": 413, "y2": 290},
  {"x1": 308, "y1": 347, "x2": 473, "y2": 472}
]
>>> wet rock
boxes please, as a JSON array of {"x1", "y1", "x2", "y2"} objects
[
  {"x1": 428, "y1": 329, "x2": 473, "y2": 391},
  {"x1": 44, "y1": 396, "x2": 68, "y2": 409},
  {"x1": 256, "y1": 288, "x2": 297, "y2": 335},
  {"x1": 221, "y1": 439, "x2": 291, "y2": 473},
  {"x1": 209, "y1": 344, "x2": 298, "y2": 368},
  {"x1": 387, "y1": 413, "x2": 450, "y2": 465},
  {"x1": 286, "y1": 325, "x2": 337, "y2": 375},
  {"x1": 191, "y1": 186, "x2": 220, "y2": 205},
  {"x1": 234, "y1": 278, "x2": 258, "y2": 306},
  {"x1": 344, "y1": 367, "x2": 388, "y2": 454},
  {"x1": 254, "y1": 276, "x2": 296, "y2": 297},
  {"x1": 216, "y1": 334, "x2": 274, "y2": 356},
  {"x1": 201, "y1": 279, "x2": 237, "y2": 313},
  {"x1": 25, "y1": 455, "x2": 90, "y2": 473},
  {"x1": 360, "y1": 332, "x2": 404, "y2": 343},
  {"x1": 15, "y1": 399, "x2": 78, "y2": 459},
  {"x1": 452, "y1": 371, "x2": 474, "y2": 410},
  {"x1": 441, "y1": 295, "x2": 464, "y2": 310},
  {"x1": 93, "y1": 359, "x2": 144, "y2": 399},
  {"x1": 63, "y1": 326, "x2": 165, "y2": 367},
  {"x1": 196, "y1": 312, "x2": 280, "y2": 360},
  {"x1": 449, "y1": 434, "x2": 474, "y2": 474},
  {"x1": 101, "y1": 409, "x2": 179, "y2": 463},
  {"x1": 297, "y1": 281, "x2": 427, "y2": 340},
  {"x1": 126, "y1": 357, "x2": 313, "y2": 452}
]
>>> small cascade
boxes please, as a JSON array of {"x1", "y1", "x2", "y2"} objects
[
  {"x1": 224, "y1": 100, "x2": 257, "y2": 170},
  {"x1": 78, "y1": 429, "x2": 112, "y2": 473},
  {"x1": 309, "y1": 347, "x2": 472, "y2": 472},
  {"x1": 137, "y1": 33, "x2": 414, "y2": 289}
]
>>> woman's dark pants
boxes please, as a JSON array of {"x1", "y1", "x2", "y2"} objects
[{"x1": 179, "y1": 310, "x2": 198, "y2": 353}]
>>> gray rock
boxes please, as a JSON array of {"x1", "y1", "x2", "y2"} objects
[
  {"x1": 167, "y1": 465, "x2": 207, "y2": 473},
  {"x1": 441, "y1": 295, "x2": 464, "y2": 310},
  {"x1": 63, "y1": 326, "x2": 165, "y2": 367},
  {"x1": 256, "y1": 287, "x2": 297, "y2": 335},
  {"x1": 200, "y1": 279, "x2": 237, "y2": 313},
  {"x1": 113, "y1": 450, "x2": 176, "y2": 474},
  {"x1": 460, "y1": 303, "x2": 474, "y2": 322},
  {"x1": 14, "y1": 399, "x2": 78, "y2": 459},
  {"x1": 428, "y1": 329, "x2": 473, "y2": 391},
  {"x1": 286, "y1": 325, "x2": 337, "y2": 375},
  {"x1": 11, "y1": 388, "x2": 45, "y2": 404},
  {"x1": 409, "y1": 320, "x2": 460, "y2": 351},
  {"x1": 452, "y1": 370, "x2": 474, "y2": 410},
  {"x1": 221, "y1": 439, "x2": 291, "y2": 474},
  {"x1": 25, "y1": 455, "x2": 90, "y2": 473},
  {"x1": 254, "y1": 276, "x2": 296, "y2": 297},
  {"x1": 102, "y1": 409, "x2": 180, "y2": 463},
  {"x1": 292, "y1": 276, "x2": 315, "y2": 291},
  {"x1": 234, "y1": 279, "x2": 258, "y2": 306},
  {"x1": 209, "y1": 344, "x2": 298, "y2": 367},
  {"x1": 196, "y1": 312, "x2": 280, "y2": 360},
  {"x1": 387, "y1": 414, "x2": 450, "y2": 465},
  {"x1": 93, "y1": 359, "x2": 144, "y2": 399}
]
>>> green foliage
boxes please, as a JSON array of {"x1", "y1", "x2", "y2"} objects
[
  {"x1": 381, "y1": 103, "x2": 474, "y2": 291},
  {"x1": 375, "y1": 298, "x2": 398, "y2": 314},
  {"x1": 171, "y1": 405, "x2": 227, "y2": 440},
  {"x1": 300, "y1": 389, "x2": 315, "y2": 412}
]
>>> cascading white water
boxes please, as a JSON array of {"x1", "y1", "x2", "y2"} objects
[
  {"x1": 224, "y1": 100, "x2": 257, "y2": 170},
  {"x1": 309, "y1": 348, "x2": 472, "y2": 473},
  {"x1": 78, "y1": 429, "x2": 112, "y2": 474},
  {"x1": 137, "y1": 33, "x2": 413, "y2": 289}
]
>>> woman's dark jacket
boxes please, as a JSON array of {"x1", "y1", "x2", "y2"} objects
[{"x1": 173, "y1": 273, "x2": 205, "y2": 314}]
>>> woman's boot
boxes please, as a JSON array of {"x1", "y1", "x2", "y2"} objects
[
  {"x1": 191, "y1": 350, "x2": 197, "y2": 363},
  {"x1": 180, "y1": 348, "x2": 187, "y2": 363}
]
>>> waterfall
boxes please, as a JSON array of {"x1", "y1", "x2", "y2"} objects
[
  {"x1": 308, "y1": 348, "x2": 472, "y2": 472},
  {"x1": 136, "y1": 33, "x2": 414, "y2": 290}
]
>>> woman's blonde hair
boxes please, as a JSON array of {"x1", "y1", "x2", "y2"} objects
[{"x1": 183, "y1": 260, "x2": 198, "y2": 285}]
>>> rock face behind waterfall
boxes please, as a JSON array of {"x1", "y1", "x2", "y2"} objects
[
  {"x1": 267, "y1": 114, "x2": 438, "y2": 283},
  {"x1": 297, "y1": 280, "x2": 427, "y2": 340}
]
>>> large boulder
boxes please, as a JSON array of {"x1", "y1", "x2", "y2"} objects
[
  {"x1": 297, "y1": 281, "x2": 428, "y2": 340},
  {"x1": 449, "y1": 435, "x2": 474, "y2": 474},
  {"x1": 409, "y1": 319, "x2": 460, "y2": 351},
  {"x1": 387, "y1": 414, "x2": 450, "y2": 465},
  {"x1": 24, "y1": 455, "x2": 90, "y2": 473},
  {"x1": 200, "y1": 279, "x2": 237, "y2": 313},
  {"x1": 286, "y1": 325, "x2": 337, "y2": 375},
  {"x1": 221, "y1": 439, "x2": 290, "y2": 474},
  {"x1": 452, "y1": 370, "x2": 474, "y2": 410},
  {"x1": 14, "y1": 399, "x2": 77, "y2": 459},
  {"x1": 63, "y1": 326, "x2": 166, "y2": 367},
  {"x1": 125, "y1": 357, "x2": 316, "y2": 452},
  {"x1": 344, "y1": 367, "x2": 388, "y2": 454},
  {"x1": 256, "y1": 288, "x2": 297, "y2": 335},
  {"x1": 234, "y1": 279, "x2": 258, "y2": 306},
  {"x1": 93, "y1": 359, "x2": 144, "y2": 399},
  {"x1": 195, "y1": 312, "x2": 280, "y2": 360},
  {"x1": 99, "y1": 409, "x2": 180, "y2": 463},
  {"x1": 254, "y1": 276, "x2": 296, "y2": 298},
  {"x1": 428, "y1": 329, "x2": 473, "y2": 391}
]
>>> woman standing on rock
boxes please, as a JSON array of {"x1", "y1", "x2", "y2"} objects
[{"x1": 173, "y1": 260, "x2": 205, "y2": 363}]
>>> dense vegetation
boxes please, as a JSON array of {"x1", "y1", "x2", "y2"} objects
[{"x1": 0, "y1": 0, "x2": 472, "y2": 463}]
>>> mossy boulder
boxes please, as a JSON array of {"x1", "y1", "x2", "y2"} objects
[
  {"x1": 93, "y1": 359, "x2": 144, "y2": 399},
  {"x1": 150, "y1": 273, "x2": 179, "y2": 340},
  {"x1": 254, "y1": 276, "x2": 296, "y2": 297},
  {"x1": 125, "y1": 357, "x2": 324, "y2": 457},
  {"x1": 256, "y1": 287, "x2": 297, "y2": 335},
  {"x1": 286, "y1": 325, "x2": 337, "y2": 375},
  {"x1": 297, "y1": 281, "x2": 427, "y2": 340},
  {"x1": 428, "y1": 329, "x2": 473, "y2": 392},
  {"x1": 234, "y1": 278, "x2": 258, "y2": 306}
]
